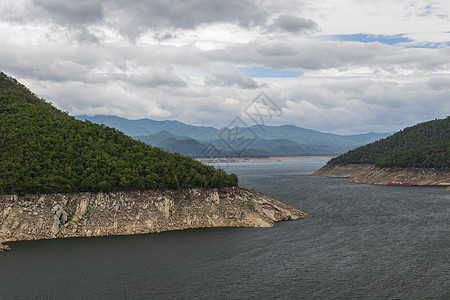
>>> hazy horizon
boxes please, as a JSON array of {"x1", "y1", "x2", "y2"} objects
[{"x1": 76, "y1": 113, "x2": 398, "y2": 135}]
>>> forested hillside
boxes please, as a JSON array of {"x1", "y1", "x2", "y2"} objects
[
  {"x1": 0, "y1": 72, "x2": 237, "y2": 195},
  {"x1": 328, "y1": 117, "x2": 449, "y2": 169}
]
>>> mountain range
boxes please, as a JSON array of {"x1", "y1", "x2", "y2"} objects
[{"x1": 76, "y1": 115, "x2": 391, "y2": 158}]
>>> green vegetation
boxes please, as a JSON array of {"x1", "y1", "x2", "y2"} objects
[
  {"x1": 0, "y1": 72, "x2": 238, "y2": 195},
  {"x1": 328, "y1": 117, "x2": 450, "y2": 169}
]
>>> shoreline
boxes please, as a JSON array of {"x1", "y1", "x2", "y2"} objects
[
  {"x1": 0, "y1": 187, "x2": 308, "y2": 251},
  {"x1": 197, "y1": 156, "x2": 334, "y2": 164},
  {"x1": 312, "y1": 164, "x2": 450, "y2": 187}
]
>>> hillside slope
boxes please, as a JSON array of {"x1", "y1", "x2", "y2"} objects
[
  {"x1": 327, "y1": 117, "x2": 449, "y2": 169},
  {"x1": 313, "y1": 117, "x2": 450, "y2": 186},
  {"x1": 0, "y1": 72, "x2": 237, "y2": 195}
]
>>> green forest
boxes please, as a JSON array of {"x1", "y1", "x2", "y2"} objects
[
  {"x1": 328, "y1": 117, "x2": 450, "y2": 169},
  {"x1": 0, "y1": 72, "x2": 238, "y2": 195}
]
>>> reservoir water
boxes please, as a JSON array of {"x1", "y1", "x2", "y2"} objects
[{"x1": 1, "y1": 160, "x2": 449, "y2": 299}]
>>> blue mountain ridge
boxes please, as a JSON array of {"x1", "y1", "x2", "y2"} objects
[{"x1": 76, "y1": 115, "x2": 391, "y2": 158}]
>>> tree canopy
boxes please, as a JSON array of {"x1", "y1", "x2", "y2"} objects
[
  {"x1": 0, "y1": 72, "x2": 238, "y2": 195},
  {"x1": 327, "y1": 117, "x2": 450, "y2": 169}
]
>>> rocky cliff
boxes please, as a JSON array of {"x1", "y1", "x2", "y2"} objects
[
  {"x1": 312, "y1": 164, "x2": 450, "y2": 186},
  {"x1": 0, "y1": 187, "x2": 308, "y2": 251}
]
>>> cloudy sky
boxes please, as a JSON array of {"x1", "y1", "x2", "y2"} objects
[{"x1": 1, "y1": 0, "x2": 449, "y2": 134}]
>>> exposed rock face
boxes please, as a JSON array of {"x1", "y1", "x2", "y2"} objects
[
  {"x1": 0, "y1": 242, "x2": 10, "y2": 251},
  {"x1": 312, "y1": 164, "x2": 450, "y2": 186},
  {"x1": 0, "y1": 187, "x2": 308, "y2": 246}
]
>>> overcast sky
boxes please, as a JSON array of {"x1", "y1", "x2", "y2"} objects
[{"x1": 1, "y1": 0, "x2": 449, "y2": 134}]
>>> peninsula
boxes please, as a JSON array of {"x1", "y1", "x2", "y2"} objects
[
  {"x1": 0, "y1": 188, "x2": 307, "y2": 250},
  {"x1": 313, "y1": 117, "x2": 450, "y2": 186},
  {"x1": 0, "y1": 72, "x2": 308, "y2": 251}
]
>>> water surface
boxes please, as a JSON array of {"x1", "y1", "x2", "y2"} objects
[{"x1": 1, "y1": 160, "x2": 449, "y2": 299}]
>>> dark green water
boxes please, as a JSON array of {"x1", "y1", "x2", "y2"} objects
[{"x1": 1, "y1": 160, "x2": 449, "y2": 299}]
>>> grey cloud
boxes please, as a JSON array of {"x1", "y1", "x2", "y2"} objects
[
  {"x1": 75, "y1": 27, "x2": 101, "y2": 43},
  {"x1": 105, "y1": 0, "x2": 267, "y2": 40},
  {"x1": 32, "y1": 0, "x2": 104, "y2": 25},
  {"x1": 4, "y1": 0, "x2": 105, "y2": 44},
  {"x1": 276, "y1": 77, "x2": 450, "y2": 134},
  {"x1": 270, "y1": 14, "x2": 318, "y2": 33},
  {"x1": 205, "y1": 40, "x2": 450, "y2": 72},
  {"x1": 0, "y1": 40, "x2": 197, "y2": 87},
  {"x1": 7, "y1": 53, "x2": 450, "y2": 134},
  {"x1": 153, "y1": 32, "x2": 177, "y2": 42},
  {"x1": 255, "y1": 42, "x2": 298, "y2": 57},
  {"x1": 205, "y1": 40, "x2": 390, "y2": 70},
  {"x1": 206, "y1": 72, "x2": 260, "y2": 89},
  {"x1": 37, "y1": 81, "x2": 173, "y2": 120},
  {"x1": 129, "y1": 71, "x2": 187, "y2": 88},
  {"x1": 8, "y1": 1, "x2": 319, "y2": 42},
  {"x1": 21, "y1": 0, "x2": 267, "y2": 41},
  {"x1": 0, "y1": 42, "x2": 109, "y2": 84},
  {"x1": 428, "y1": 77, "x2": 450, "y2": 90},
  {"x1": 2, "y1": 0, "x2": 448, "y2": 134}
]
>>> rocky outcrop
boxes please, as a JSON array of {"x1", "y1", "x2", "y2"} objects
[
  {"x1": 0, "y1": 187, "x2": 308, "y2": 248},
  {"x1": 0, "y1": 242, "x2": 10, "y2": 251},
  {"x1": 312, "y1": 164, "x2": 450, "y2": 186}
]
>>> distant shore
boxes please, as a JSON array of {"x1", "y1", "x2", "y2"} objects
[
  {"x1": 197, "y1": 156, "x2": 334, "y2": 164},
  {"x1": 312, "y1": 164, "x2": 450, "y2": 187}
]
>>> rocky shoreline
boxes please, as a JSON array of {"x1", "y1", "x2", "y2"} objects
[
  {"x1": 0, "y1": 187, "x2": 308, "y2": 251},
  {"x1": 197, "y1": 156, "x2": 334, "y2": 164},
  {"x1": 0, "y1": 241, "x2": 10, "y2": 251},
  {"x1": 312, "y1": 164, "x2": 450, "y2": 186}
]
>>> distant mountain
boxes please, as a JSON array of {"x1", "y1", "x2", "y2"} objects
[
  {"x1": 327, "y1": 117, "x2": 450, "y2": 169},
  {"x1": 249, "y1": 125, "x2": 390, "y2": 148},
  {"x1": 135, "y1": 131, "x2": 207, "y2": 158},
  {"x1": 78, "y1": 115, "x2": 391, "y2": 157},
  {"x1": 136, "y1": 131, "x2": 185, "y2": 146},
  {"x1": 76, "y1": 115, "x2": 217, "y2": 138},
  {"x1": 340, "y1": 132, "x2": 395, "y2": 145}
]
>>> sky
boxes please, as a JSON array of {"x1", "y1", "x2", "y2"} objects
[{"x1": 1, "y1": 0, "x2": 449, "y2": 134}]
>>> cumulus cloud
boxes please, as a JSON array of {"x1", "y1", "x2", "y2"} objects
[
  {"x1": 1, "y1": 0, "x2": 104, "y2": 43},
  {"x1": 206, "y1": 72, "x2": 260, "y2": 89},
  {"x1": 18, "y1": 0, "x2": 267, "y2": 41},
  {"x1": 0, "y1": 0, "x2": 449, "y2": 133},
  {"x1": 32, "y1": 80, "x2": 173, "y2": 119},
  {"x1": 268, "y1": 76, "x2": 450, "y2": 134},
  {"x1": 7, "y1": 0, "x2": 318, "y2": 41},
  {"x1": 129, "y1": 70, "x2": 187, "y2": 88},
  {"x1": 31, "y1": 0, "x2": 104, "y2": 25},
  {"x1": 269, "y1": 14, "x2": 318, "y2": 33},
  {"x1": 428, "y1": 77, "x2": 450, "y2": 91},
  {"x1": 206, "y1": 40, "x2": 450, "y2": 73}
]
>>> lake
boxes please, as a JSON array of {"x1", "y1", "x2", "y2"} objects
[{"x1": 1, "y1": 160, "x2": 449, "y2": 299}]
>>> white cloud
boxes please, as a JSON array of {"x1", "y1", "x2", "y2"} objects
[
  {"x1": 0, "y1": 0, "x2": 449, "y2": 134},
  {"x1": 310, "y1": 0, "x2": 450, "y2": 42}
]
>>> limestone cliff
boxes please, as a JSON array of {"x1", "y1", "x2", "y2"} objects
[
  {"x1": 312, "y1": 164, "x2": 450, "y2": 186},
  {"x1": 0, "y1": 187, "x2": 308, "y2": 250}
]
